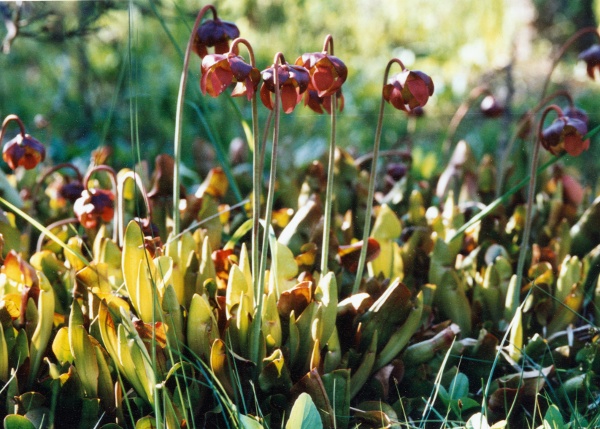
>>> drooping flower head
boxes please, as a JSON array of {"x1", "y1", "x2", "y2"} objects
[
  {"x1": 1, "y1": 115, "x2": 46, "y2": 170},
  {"x1": 383, "y1": 67, "x2": 434, "y2": 113},
  {"x1": 578, "y1": 44, "x2": 600, "y2": 80},
  {"x1": 296, "y1": 35, "x2": 348, "y2": 114},
  {"x1": 260, "y1": 58, "x2": 310, "y2": 114},
  {"x1": 201, "y1": 40, "x2": 260, "y2": 100},
  {"x1": 192, "y1": 15, "x2": 240, "y2": 59},
  {"x1": 73, "y1": 188, "x2": 115, "y2": 229},
  {"x1": 540, "y1": 108, "x2": 589, "y2": 157}
]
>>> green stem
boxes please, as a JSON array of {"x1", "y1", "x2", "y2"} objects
[
  {"x1": 320, "y1": 34, "x2": 337, "y2": 274},
  {"x1": 172, "y1": 5, "x2": 216, "y2": 237},
  {"x1": 251, "y1": 53, "x2": 285, "y2": 365},
  {"x1": 352, "y1": 58, "x2": 404, "y2": 294},
  {"x1": 513, "y1": 105, "x2": 562, "y2": 311}
]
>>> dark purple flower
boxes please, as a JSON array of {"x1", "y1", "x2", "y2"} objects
[
  {"x1": 295, "y1": 52, "x2": 348, "y2": 97},
  {"x1": 540, "y1": 116, "x2": 589, "y2": 157},
  {"x1": 578, "y1": 44, "x2": 600, "y2": 80},
  {"x1": 2, "y1": 133, "x2": 45, "y2": 170},
  {"x1": 192, "y1": 18, "x2": 240, "y2": 59}
]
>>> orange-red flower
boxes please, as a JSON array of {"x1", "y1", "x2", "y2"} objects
[
  {"x1": 73, "y1": 188, "x2": 115, "y2": 229},
  {"x1": 383, "y1": 69, "x2": 434, "y2": 112},
  {"x1": 192, "y1": 18, "x2": 240, "y2": 59},
  {"x1": 540, "y1": 116, "x2": 589, "y2": 157},
  {"x1": 201, "y1": 53, "x2": 260, "y2": 100},
  {"x1": 2, "y1": 133, "x2": 45, "y2": 170},
  {"x1": 295, "y1": 52, "x2": 348, "y2": 97},
  {"x1": 578, "y1": 44, "x2": 600, "y2": 80},
  {"x1": 260, "y1": 63, "x2": 310, "y2": 113}
]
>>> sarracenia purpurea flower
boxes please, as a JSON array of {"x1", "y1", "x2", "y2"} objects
[
  {"x1": 1, "y1": 114, "x2": 46, "y2": 170},
  {"x1": 260, "y1": 56, "x2": 310, "y2": 113}
]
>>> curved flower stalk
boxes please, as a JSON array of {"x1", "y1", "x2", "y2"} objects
[
  {"x1": 1, "y1": 114, "x2": 46, "y2": 170},
  {"x1": 201, "y1": 37, "x2": 262, "y2": 297},
  {"x1": 173, "y1": 5, "x2": 240, "y2": 236},
  {"x1": 352, "y1": 58, "x2": 434, "y2": 294},
  {"x1": 512, "y1": 105, "x2": 589, "y2": 313},
  {"x1": 540, "y1": 27, "x2": 600, "y2": 99},
  {"x1": 296, "y1": 34, "x2": 348, "y2": 274},
  {"x1": 441, "y1": 85, "x2": 503, "y2": 159}
]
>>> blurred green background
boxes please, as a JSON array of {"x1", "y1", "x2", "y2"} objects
[{"x1": 1, "y1": 0, "x2": 600, "y2": 192}]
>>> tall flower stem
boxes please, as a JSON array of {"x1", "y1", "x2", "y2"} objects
[
  {"x1": 352, "y1": 58, "x2": 405, "y2": 294},
  {"x1": 250, "y1": 52, "x2": 286, "y2": 365},
  {"x1": 320, "y1": 34, "x2": 337, "y2": 274},
  {"x1": 495, "y1": 90, "x2": 575, "y2": 198},
  {"x1": 540, "y1": 27, "x2": 600, "y2": 100},
  {"x1": 230, "y1": 37, "x2": 261, "y2": 296},
  {"x1": 172, "y1": 5, "x2": 216, "y2": 237},
  {"x1": 512, "y1": 105, "x2": 562, "y2": 312}
]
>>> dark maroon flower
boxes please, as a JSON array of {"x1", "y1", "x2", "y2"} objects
[
  {"x1": 59, "y1": 181, "x2": 85, "y2": 204},
  {"x1": 383, "y1": 69, "x2": 434, "y2": 112},
  {"x1": 304, "y1": 89, "x2": 344, "y2": 114},
  {"x1": 260, "y1": 63, "x2": 310, "y2": 113},
  {"x1": 480, "y1": 95, "x2": 504, "y2": 118},
  {"x1": 73, "y1": 188, "x2": 115, "y2": 229},
  {"x1": 295, "y1": 52, "x2": 348, "y2": 97},
  {"x1": 2, "y1": 133, "x2": 45, "y2": 170},
  {"x1": 201, "y1": 52, "x2": 260, "y2": 100},
  {"x1": 192, "y1": 18, "x2": 240, "y2": 59},
  {"x1": 578, "y1": 44, "x2": 600, "y2": 80},
  {"x1": 540, "y1": 116, "x2": 589, "y2": 157}
]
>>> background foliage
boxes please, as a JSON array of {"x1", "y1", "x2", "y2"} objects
[{"x1": 1, "y1": 0, "x2": 600, "y2": 188}]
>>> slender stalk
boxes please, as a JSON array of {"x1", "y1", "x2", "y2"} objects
[
  {"x1": 540, "y1": 27, "x2": 600, "y2": 100},
  {"x1": 230, "y1": 37, "x2": 261, "y2": 298},
  {"x1": 36, "y1": 217, "x2": 80, "y2": 253},
  {"x1": 172, "y1": 5, "x2": 216, "y2": 237},
  {"x1": 251, "y1": 52, "x2": 285, "y2": 365},
  {"x1": 320, "y1": 34, "x2": 337, "y2": 274},
  {"x1": 352, "y1": 58, "x2": 405, "y2": 294},
  {"x1": 513, "y1": 105, "x2": 563, "y2": 310}
]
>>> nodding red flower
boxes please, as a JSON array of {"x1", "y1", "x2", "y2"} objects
[
  {"x1": 192, "y1": 18, "x2": 240, "y2": 59},
  {"x1": 59, "y1": 181, "x2": 85, "y2": 204},
  {"x1": 2, "y1": 133, "x2": 45, "y2": 170},
  {"x1": 540, "y1": 116, "x2": 589, "y2": 157},
  {"x1": 201, "y1": 52, "x2": 260, "y2": 100},
  {"x1": 578, "y1": 44, "x2": 600, "y2": 80},
  {"x1": 295, "y1": 52, "x2": 348, "y2": 97},
  {"x1": 260, "y1": 63, "x2": 310, "y2": 113},
  {"x1": 383, "y1": 69, "x2": 434, "y2": 113},
  {"x1": 304, "y1": 89, "x2": 344, "y2": 114},
  {"x1": 73, "y1": 188, "x2": 115, "y2": 229},
  {"x1": 480, "y1": 94, "x2": 504, "y2": 118}
]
